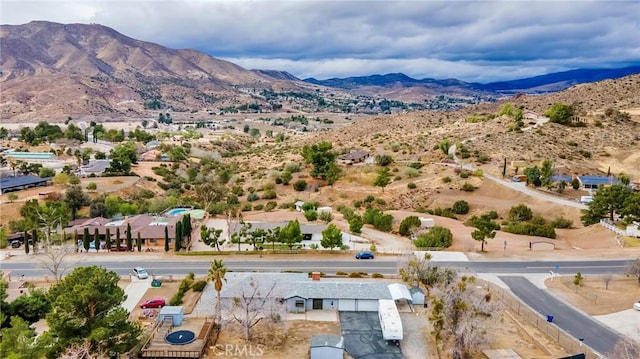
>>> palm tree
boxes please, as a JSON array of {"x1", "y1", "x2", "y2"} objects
[{"x1": 207, "y1": 259, "x2": 227, "y2": 325}]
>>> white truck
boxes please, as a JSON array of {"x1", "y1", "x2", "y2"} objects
[{"x1": 378, "y1": 299, "x2": 403, "y2": 345}]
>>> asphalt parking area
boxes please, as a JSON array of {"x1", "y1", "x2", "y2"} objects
[{"x1": 339, "y1": 311, "x2": 404, "y2": 359}]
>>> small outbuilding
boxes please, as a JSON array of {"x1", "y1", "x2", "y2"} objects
[
  {"x1": 419, "y1": 217, "x2": 435, "y2": 229},
  {"x1": 310, "y1": 334, "x2": 344, "y2": 359},
  {"x1": 410, "y1": 287, "x2": 425, "y2": 306},
  {"x1": 157, "y1": 306, "x2": 184, "y2": 326},
  {"x1": 295, "y1": 201, "x2": 306, "y2": 212}
]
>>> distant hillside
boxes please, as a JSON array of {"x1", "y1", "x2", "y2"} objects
[
  {"x1": 0, "y1": 21, "x2": 315, "y2": 120},
  {"x1": 304, "y1": 66, "x2": 640, "y2": 100}
]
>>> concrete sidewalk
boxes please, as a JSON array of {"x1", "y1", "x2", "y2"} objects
[{"x1": 121, "y1": 277, "x2": 151, "y2": 313}]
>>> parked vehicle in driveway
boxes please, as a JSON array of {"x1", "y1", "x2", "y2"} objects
[
  {"x1": 355, "y1": 251, "x2": 375, "y2": 259},
  {"x1": 634, "y1": 300, "x2": 640, "y2": 311},
  {"x1": 140, "y1": 298, "x2": 166, "y2": 309},
  {"x1": 133, "y1": 267, "x2": 149, "y2": 279}
]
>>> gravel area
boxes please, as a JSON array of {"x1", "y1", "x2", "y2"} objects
[{"x1": 400, "y1": 310, "x2": 430, "y2": 359}]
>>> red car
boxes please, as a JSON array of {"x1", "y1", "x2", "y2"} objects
[{"x1": 140, "y1": 298, "x2": 166, "y2": 309}]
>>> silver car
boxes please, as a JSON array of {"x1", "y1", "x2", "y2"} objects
[{"x1": 133, "y1": 267, "x2": 149, "y2": 279}]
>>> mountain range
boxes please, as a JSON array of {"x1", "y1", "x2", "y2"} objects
[{"x1": 1, "y1": 21, "x2": 638, "y2": 120}]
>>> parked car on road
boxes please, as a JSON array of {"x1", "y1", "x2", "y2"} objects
[
  {"x1": 133, "y1": 267, "x2": 149, "y2": 279},
  {"x1": 633, "y1": 300, "x2": 640, "y2": 311},
  {"x1": 355, "y1": 251, "x2": 375, "y2": 259},
  {"x1": 140, "y1": 298, "x2": 165, "y2": 309}
]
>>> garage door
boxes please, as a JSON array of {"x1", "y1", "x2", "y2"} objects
[
  {"x1": 339, "y1": 299, "x2": 356, "y2": 311},
  {"x1": 356, "y1": 299, "x2": 379, "y2": 312}
]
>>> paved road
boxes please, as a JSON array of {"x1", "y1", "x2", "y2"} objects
[
  {"x1": 1, "y1": 258, "x2": 631, "y2": 278},
  {"x1": 499, "y1": 276, "x2": 621, "y2": 356}
]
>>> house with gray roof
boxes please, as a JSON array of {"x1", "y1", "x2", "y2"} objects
[{"x1": 214, "y1": 273, "x2": 399, "y2": 313}]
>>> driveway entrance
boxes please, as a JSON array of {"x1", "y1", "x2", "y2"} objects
[{"x1": 339, "y1": 311, "x2": 404, "y2": 359}]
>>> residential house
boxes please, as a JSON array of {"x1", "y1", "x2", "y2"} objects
[
  {"x1": 338, "y1": 150, "x2": 370, "y2": 165},
  {"x1": 577, "y1": 176, "x2": 618, "y2": 190}
]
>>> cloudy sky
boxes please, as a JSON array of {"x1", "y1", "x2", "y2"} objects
[{"x1": 2, "y1": 0, "x2": 639, "y2": 82}]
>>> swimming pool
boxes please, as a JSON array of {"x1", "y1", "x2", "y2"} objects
[{"x1": 165, "y1": 208, "x2": 190, "y2": 217}]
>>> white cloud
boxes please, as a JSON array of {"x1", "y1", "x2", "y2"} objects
[{"x1": 1, "y1": 0, "x2": 639, "y2": 82}]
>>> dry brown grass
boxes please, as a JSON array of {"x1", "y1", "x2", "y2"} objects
[{"x1": 545, "y1": 276, "x2": 640, "y2": 315}]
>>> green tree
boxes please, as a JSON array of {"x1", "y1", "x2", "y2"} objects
[
  {"x1": 65, "y1": 185, "x2": 90, "y2": 220},
  {"x1": 94, "y1": 228, "x2": 100, "y2": 252},
  {"x1": 301, "y1": 141, "x2": 338, "y2": 179},
  {"x1": 325, "y1": 163, "x2": 342, "y2": 186},
  {"x1": 349, "y1": 216, "x2": 363, "y2": 233},
  {"x1": 0, "y1": 316, "x2": 46, "y2": 359},
  {"x1": 375, "y1": 154, "x2": 394, "y2": 166},
  {"x1": 105, "y1": 228, "x2": 111, "y2": 252},
  {"x1": 399, "y1": 216, "x2": 421, "y2": 237},
  {"x1": 581, "y1": 184, "x2": 634, "y2": 225},
  {"x1": 106, "y1": 142, "x2": 138, "y2": 174},
  {"x1": 46, "y1": 266, "x2": 141, "y2": 356},
  {"x1": 279, "y1": 219, "x2": 303, "y2": 249},
  {"x1": 508, "y1": 204, "x2": 533, "y2": 222},
  {"x1": 320, "y1": 224, "x2": 343, "y2": 251},
  {"x1": 373, "y1": 167, "x2": 392, "y2": 192},
  {"x1": 136, "y1": 232, "x2": 142, "y2": 252},
  {"x1": 539, "y1": 159, "x2": 554, "y2": 189},
  {"x1": 83, "y1": 228, "x2": 91, "y2": 252},
  {"x1": 39, "y1": 167, "x2": 56, "y2": 178},
  {"x1": 164, "y1": 226, "x2": 170, "y2": 252},
  {"x1": 8, "y1": 287, "x2": 51, "y2": 324},
  {"x1": 451, "y1": 200, "x2": 470, "y2": 215},
  {"x1": 571, "y1": 177, "x2": 580, "y2": 190},
  {"x1": 544, "y1": 102, "x2": 574, "y2": 125},
  {"x1": 523, "y1": 166, "x2": 541, "y2": 187},
  {"x1": 116, "y1": 227, "x2": 121, "y2": 248},
  {"x1": 414, "y1": 226, "x2": 453, "y2": 248},
  {"x1": 280, "y1": 170, "x2": 293, "y2": 185},
  {"x1": 208, "y1": 260, "x2": 227, "y2": 324},
  {"x1": 201, "y1": 225, "x2": 224, "y2": 251},
  {"x1": 175, "y1": 222, "x2": 183, "y2": 252},
  {"x1": 7, "y1": 193, "x2": 18, "y2": 203},
  {"x1": 125, "y1": 223, "x2": 133, "y2": 251},
  {"x1": 293, "y1": 179, "x2": 307, "y2": 191},
  {"x1": 469, "y1": 214, "x2": 498, "y2": 252}
]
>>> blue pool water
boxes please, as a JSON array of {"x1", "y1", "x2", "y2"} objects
[{"x1": 166, "y1": 208, "x2": 189, "y2": 216}]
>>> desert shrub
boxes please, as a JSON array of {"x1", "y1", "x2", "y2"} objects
[
  {"x1": 348, "y1": 272, "x2": 364, "y2": 278},
  {"x1": 414, "y1": 226, "x2": 453, "y2": 248},
  {"x1": 262, "y1": 189, "x2": 277, "y2": 199},
  {"x1": 231, "y1": 186, "x2": 244, "y2": 196},
  {"x1": 551, "y1": 217, "x2": 573, "y2": 228},
  {"x1": 508, "y1": 204, "x2": 533, "y2": 222},
  {"x1": 503, "y1": 223, "x2": 556, "y2": 239},
  {"x1": 319, "y1": 211, "x2": 333, "y2": 223},
  {"x1": 353, "y1": 200, "x2": 363, "y2": 208},
  {"x1": 253, "y1": 204, "x2": 264, "y2": 211},
  {"x1": 264, "y1": 201, "x2": 277, "y2": 212},
  {"x1": 293, "y1": 180, "x2": 307, "y2": 191},
  {"x1": 394, "y1": 175, "x2": 402, "y2": 181},
  {"x1": 339, "y1": 206, "x2": 356, "y2": 221},
  {"x1": 371, "y1": 273, "x2": 384, "y2": 278},
  {"x1": 461, "y1": 182, "x2": 475, "y2": 192},
  {"x1": 404, "y1": 167, "x2": 420, "y2": 178},
  {"x1": 408, "y1": 162, "x2": 423, "y2": 169},
  {"x1": 241, "y1": 203, "x2": 252, "y2": 211},
  {"x1": 451, "y1": 200, "x2": 470, "y2": 214},
  {"x1": 302, "y1": 202, "x2": 317, "y2": 211},
  {"x1": 442, "y1": 176, "x2": 452, "y2": 183},
  {"x1": 191, "y1": 280, "x2": 207, "y2": 292},
  {"x1": 304, "y1": 209, "x2": 318, "y2": 221},
  {"x1": 407, "y1": 182, "x2": 417, "y2": 189},
  {"x1": 399, "y1": 216, "x2": 421, "y2": 237},
  {"x1": 530, "y1": 215, "x2": 546, "y2": 225},
  {"x1": 336, "y1": 271, "x2": 348, "y2": 276},
  {"x1": 427, "y1": 207, "x2": 457, "y2": 219},
  {"x1": 349, "y1": 216, "x2": 363, "y2": 233},
  {"x1": 362, "y1": 208, "x2": 393, "y2": 232},
  {"x1": 364, "y1": 195, "x2": 375, "y2": 204},
  {"x1": 247, "y1": 192, "x2": 260, "y2": 201},
  {"x1": 169, "y1": 294, "x2": 183, "y2": 306},
  {"x1": 487, "y1": 210, "x2": 499, "y2": 219},
  {"x1": 284, "y1": 162, "x2": 301, "y2": 173}
]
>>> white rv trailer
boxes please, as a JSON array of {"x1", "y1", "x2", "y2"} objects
[{"x1": 378, "y1": 299, "x2": 403, "y2": 343}]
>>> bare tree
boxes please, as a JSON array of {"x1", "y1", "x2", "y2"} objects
[
  {"x1": 37, "y1": 245, "x2": 75, "y2": 283},
  {"x1": 429, "y1": 275, "x2": 502, "y2": 359},
  {"x1": 625, "y1": 258, "x2": 640, "y2": 285},
  {"x1": 228, "y1": 276, "x2": 284, "y2": 341},
  {"x1": 224, "y1": 205, "x2": 242, "y2": 247},
  {"x1": 59, "y1": 342, "x2": 107, "y2": 359},
  {"x1": 602, "y1": 274, "x2": 613, "y2": 290},
  {"x1": 398, "y1": 253, "x2": 456, "y2": 295}
]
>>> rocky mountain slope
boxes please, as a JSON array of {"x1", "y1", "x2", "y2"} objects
[{"x1": 0, "y1": 21, "x2": 316, "y2": 121}]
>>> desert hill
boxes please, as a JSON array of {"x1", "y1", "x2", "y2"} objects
[
  {"x1": 274, "y1": 74, "x2": 640, "y2": 181},
  {"x1": 0, "y1": 21, "x2": 317, "y2": 121}
]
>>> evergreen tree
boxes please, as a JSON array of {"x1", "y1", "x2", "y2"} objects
[
  {"x1": 94, "y1": 228, "x2": 100, "y2": 252},
  {"x1": 105, "y1": 228, "x2": 111, "y2": 251},
  {"x1": 83, "y1": 228, "x2": 90, "y2": 252},
  {"x1": 136, "y1": 232, "x2": 142, "y2": 252},
  {"x1": 164, "y1": 226, "x2": 170, "y2": 252},
  {"x1": 175, "y1": 222, "x2": 182, "y2": 252},
  {"x1": 125, "y1": 223, "x2": 132, "y2": 251}
]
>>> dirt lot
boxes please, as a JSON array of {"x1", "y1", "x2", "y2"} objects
[{"x1": 545, "y1": 275, "x2": 640, "y2": 316}]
